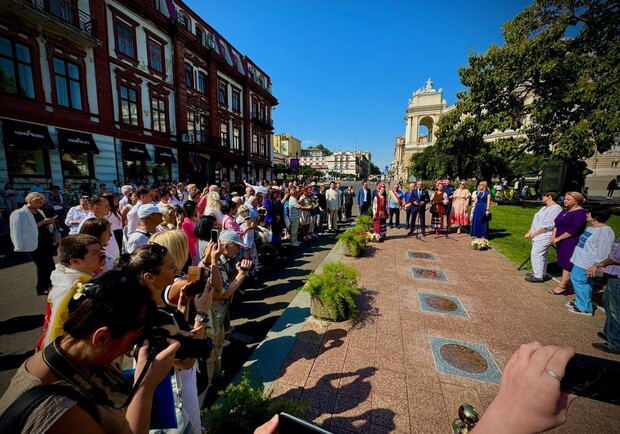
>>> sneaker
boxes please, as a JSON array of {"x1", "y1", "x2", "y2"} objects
[
  {"x1": 524, "y1": 276, "x2": 544, "y2": 283},
  {"x1": 592, "y1": 342, "x2": 620, "y2": 355},
  {"x1": 567, "y1": 306, "x2": 592, "y2": 316},
  {"x1": 565, "y1": 300, "x2": 575, "y2": 307},
  {"x1": 597, "y1": 332, "x2": 608, "y2": 341},
  {"x1": 290, "y1": 242, "x2": 300, "y2": 247}
]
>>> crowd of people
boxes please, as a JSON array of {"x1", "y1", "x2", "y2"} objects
[{"x1": 2, "y1": 176, "x2": 619, "y2": 432}]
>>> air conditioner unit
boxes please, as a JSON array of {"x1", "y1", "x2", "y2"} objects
[{"x1": 181, "y1": 133, "x2": 194, "y2": 143}]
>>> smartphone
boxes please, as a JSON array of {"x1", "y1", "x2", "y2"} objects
[
  {"x1": 278, "y1": 413, "x2": 333, "y2": 434},
  {"x1": 210, "y1": 229, "x2": 218, "y2": 243},
  {"x1": 560, "y1": 353, "x2": 620, "y2": 405}
]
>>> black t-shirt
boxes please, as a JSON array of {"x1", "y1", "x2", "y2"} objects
[
  {"x1": 155, "y1": 307, "x2": 190, "y2": 333},
  {"x1": 33, "y1": 211, "x2": 53, "y2": 246}
]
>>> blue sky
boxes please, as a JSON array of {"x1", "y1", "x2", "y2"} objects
[{"x1": 186, "y1": 0, "x2": 533, "y2": 170}]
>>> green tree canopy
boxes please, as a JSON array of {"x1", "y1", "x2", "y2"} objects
[
  {"x1": 424, "y1": 0, "x2": 619, "y2": 181},
  {"x1": 369, "y1": 162, "x2": 381, "y2": 175},
  {"x1": 315, "y1": 144, "x2": 333, "y2": 156}
]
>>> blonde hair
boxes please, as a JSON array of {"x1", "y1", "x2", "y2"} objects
[
  {"x1": 206, "y1": 191, "x2": 221, "y2": 211},
  {"x1": 160, "y1": 205, "x2": 176, "y2": 227},
  {"x1": 25, "y1": 192, "x2": 45, "y2": 204},
  {"x1": 149, "y1": 229, "x2": 188, "y2": 271},
  {"x1": 565, "y1": 191, "x2": 584, "y2": 205},
  {"x1": 237, "y1": 204, "x2": 250, "y2": 217},
  {"x1": 478, "y1": 181, "x2": 488, "y2": 191}
]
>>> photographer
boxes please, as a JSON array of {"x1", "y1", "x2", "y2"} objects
[
  {"x1": 117, "y1": 244, "x2": 213, "y2": 434},
  {"x1": 0, "y1": 270, "x2": 179, "y2": 434}
]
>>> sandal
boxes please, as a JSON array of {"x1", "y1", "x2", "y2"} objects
[{"x1": 548, "y1": 286, "x2": 567, "y2": 295}]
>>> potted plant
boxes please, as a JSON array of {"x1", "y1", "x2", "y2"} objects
[
  {"x1": 202, "y1": 371, "x2": 308, "y2": 434},
  {"x1": 304, "y1": 262, "x2": 360, "y2": 322},
  {"x1": 354, "y1": 214, "x2": 373, "y2": 232},
  {"x1": 337, "y1": 226, "x2": 366, "y2": 257}
]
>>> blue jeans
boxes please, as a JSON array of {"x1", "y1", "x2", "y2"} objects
[
  {"x1": 571, "y1": 265, "x2": 593, "y2": 313},
  {"x1": 603, "y1": 277, "x2": 620, "y2": 351}
]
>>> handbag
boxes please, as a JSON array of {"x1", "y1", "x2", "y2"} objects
[{"x1": 482, "y1": 212, "x2": 492, "y2": 222}]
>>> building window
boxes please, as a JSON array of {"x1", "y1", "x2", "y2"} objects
[
  {"x1": 220, "y1": 122, "x2": 229, "y2": 147},
  {"x1": 197, "y1": 71, "x2": 207, "y2": 93},
  {"x1": 260, "y1": 134, "x2": 266, "y2": 156},
  {"x1": 61, "y1": 151, "x2": 92, "y2": 178},
  {"x1": 151, "y1": 94, "x2": 167, "y2": 133},
  {"x1": 251, "y1": 133, "x2": 258, "y2": 154},
  {"x1": 185, "y1": 63, "x2": 193, "y2": 88},
  {"x1": 53, "y1": 57, "x2": 82, "y2": 110},
  {"x1": 6, "y1": 147, "x2": 46, "y2": 175},
  {"x1": 218, "y1": 82, "x2": 227, "y2": 105},
  {"x1": 195, "y1": 26, "x2": 203, "y2": 44},
  {"x1": 0, "y1": 36, "x2": 35, "y2": 98},
  {"x1": 119, "y1": 83, "x2": 140, "y2": 126},
  {"x1": 147, "y1": 39, "x2": 164, "y2": 73},
  {"x1": 116, "y1": 21, "x2": 135, "y2": 58},
  {"x1": 188, "y1": 110, "x2": 208, "y2": 143},
  {"x1": 232, "y1": 89, "x2": 240, "y2": 112},
  {"x1": 251, "y1": 100, "x2": 258, "y2": 117},
  {"x1": 232, "y1": 126, "x2": 241, "y2": 150}
]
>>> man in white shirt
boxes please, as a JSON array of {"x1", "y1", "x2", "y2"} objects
[
  {"x1": 118, "y1": 185, "x2": 134, "y2": 211},
  {"x1": 125, "y1": 186, "x2": 153, "y2": 236},
  {"x1": 325, "y1": 182, "x2": 341, "y2": 232},
  {"x1": 65, "y1": 195, "x2": 90, "y2": 235},
  {"x1": 524, "y1": 191, "x2": 562, "y2": 282},
  {"x1": 125, "y1": 205, "x2": 162, "y2": 253}
]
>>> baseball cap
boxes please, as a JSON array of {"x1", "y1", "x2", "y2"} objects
[
  {"x1": 209, "y1": 184, "x2": 220, "y2": 192},
  {"x1": 219, "y1": 230, "x2": 247, "y2": 248},
  {"x1": 138, "y1": 204, "x2": 162, "y2": 218}
]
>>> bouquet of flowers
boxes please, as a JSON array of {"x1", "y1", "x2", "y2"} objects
[
  {"x1": 366, "y1": 232, "x2": 382, "y2": 243},
  {"x1": 471, "y1": 238, "x2": 489, "y2": 250}
]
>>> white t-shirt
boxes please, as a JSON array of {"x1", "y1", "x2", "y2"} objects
[{"x1": 570, "y1": 226, "x2": 616, "y2": 270}]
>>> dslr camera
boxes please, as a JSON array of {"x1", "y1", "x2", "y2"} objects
[{"x1": 140, "y1": 327, "x2": 212, "y2": 360}]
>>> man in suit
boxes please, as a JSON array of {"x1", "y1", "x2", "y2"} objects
[
  {"x1": 357, "y1": 181, "x2": 371, "y2": 215},
  {"x1": 403, "y1": 183, "x2": 415, "y2": 230},
  {"x1": 407, "y1": 179, "x2": 430, "y2": 236}
]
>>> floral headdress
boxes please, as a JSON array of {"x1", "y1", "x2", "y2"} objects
[{"x1": 73, "y1": 282, "x2": 94, "y2": 301}]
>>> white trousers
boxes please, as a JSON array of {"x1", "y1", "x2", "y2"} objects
[{"x1": 531, "y1": 236, "x2": 551, "y2": 279}]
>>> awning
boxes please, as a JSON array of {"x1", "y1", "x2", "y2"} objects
[
  {"x1": 57, "y1": 129, "x2": 100, "y2": 154},
  {"x1": 155, "y1": 147, "x2": 177, "y2": 164},
  {"x1": 122, "y1": 141, "x2": 151, "y2": 160},
  {"x1": 1, "y1": 119, "x2": 54, "y2": 149}
]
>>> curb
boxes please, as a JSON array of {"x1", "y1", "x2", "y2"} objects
[{"x1": 229, "y1": 241, "x2": 345, "y2": 391}]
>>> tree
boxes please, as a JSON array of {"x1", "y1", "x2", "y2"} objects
[
  {"x1": 425, "y1": 0, "x2": 618, "y2": 181},
  {"x1": 461, "y1": 0, "x2": 619, "y2": 160},
  {"x1": 299, "y1": 165, "x2": 323, "y2": 178},
  {"x1": 315, "y1": 144, "x2": 333, "y2": 156},
  {"x1": 369, "y1": 162, "x2": 381, "y2": 175}
]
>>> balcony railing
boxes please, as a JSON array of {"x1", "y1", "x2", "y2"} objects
[
  {"x1": 250, "y1": 111, "x2": 274, "y2": 130},
  {"x1": 30, "y1": 0, "x2": 97, "y2": 39}
]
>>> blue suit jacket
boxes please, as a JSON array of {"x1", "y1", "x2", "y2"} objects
[
  {"x1": 408, "y1": 188, "x2": 430, "y2": 212},
  {"x1": 357, "y1": 187, "x2": 371, "y2": 207}
]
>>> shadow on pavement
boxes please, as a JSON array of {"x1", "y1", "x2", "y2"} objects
[
  {"x1": 0, "y1": 350, "x2": 35, "y2": 372},
  {"x1": 0, "y1": 314, "x2": 44, "y2": 335}
]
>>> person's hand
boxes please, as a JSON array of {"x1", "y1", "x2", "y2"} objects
[
  {"x1": 43, "y1": 216, "x2": 57, "y2": 225},
  {"x1": 473, "y1": 342, "x2": 577, "y2": 434},
  {"x1": 586, "y1": 265, "x2": 601, "y2": 278},
  {"x1": 193, "y1": 278, "x2": 213, "y2": 311},
  {"x1": 134, "y1": 338, "x2": 180, "y2": 392},
  {"x1": 254, "y1": 414, "x2": 278, "y2": 434},
  {"x1": 236, "y1": 259, "x2": 252, "y2": 274},
  {"x1": 524, "y1": 232, "x2": 532, "y2": 239},
  {"x1": 208, "y1": 240, "x2": 222, "y2": 264}
]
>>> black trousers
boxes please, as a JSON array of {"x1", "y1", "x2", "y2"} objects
[
  {"x1": 389, "y1": 208, "x2": 400, "y2": 226},
  {"x1": 29, "y1": 243, "x2": 55, "y2": 294},
  {"x1": 409, "y1": 207, "x2": 427, "y2": 234}
]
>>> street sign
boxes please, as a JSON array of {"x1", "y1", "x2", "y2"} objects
[{"x1": 384, "y1": 165, "x2": 389, "y2": 173}]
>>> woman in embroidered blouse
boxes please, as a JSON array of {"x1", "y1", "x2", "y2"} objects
[{"x1": 450, "y1": 181, "x2": 472, "y2": 234}]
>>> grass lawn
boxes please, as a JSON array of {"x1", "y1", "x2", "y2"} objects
[{"x1": 489, "y1": 204, "x2": 620, "y2": 269}]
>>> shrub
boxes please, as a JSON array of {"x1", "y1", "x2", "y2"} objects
[
  {"x1": 336, "y1": 227, "x2": 366, "y2": 257},
  {"x1": 354, "y1": 214, "x2": 373, "y2": 232},
  {"x1": 202, "y1": 371, "x2": 308, "y2": 434},
  {"x1": 304, "y1": 262, "x2": 360, "y2": 321}
]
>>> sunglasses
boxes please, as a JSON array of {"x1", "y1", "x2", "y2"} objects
[{"x1": 147, "y1": 243, "x2": 166, "y2": 258}]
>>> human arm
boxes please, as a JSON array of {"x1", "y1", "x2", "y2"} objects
[
  {"x1": 485, "y1": 191, "x2": 491, "y2": 215},
  {"x1": 218, "y1": 258, "x2": 252, "y2": 299},
  {"x1": 471, "y1": 342, "x2": 576, "y2": 434}
]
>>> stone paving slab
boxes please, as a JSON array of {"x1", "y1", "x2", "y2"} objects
[{"x1": 258, "y1": 228, "x2": 620, "y2": 433}]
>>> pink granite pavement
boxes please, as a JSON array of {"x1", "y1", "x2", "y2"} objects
[{"x1": 267, "y1": 227, "x2": 619, "y2": 434}]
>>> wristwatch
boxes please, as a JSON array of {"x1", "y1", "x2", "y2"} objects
[{"x1": 194, "y1": 314, "x2": 208, "y2": 324}]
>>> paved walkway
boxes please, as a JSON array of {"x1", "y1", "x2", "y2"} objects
[{"x1": 244, "y1": 227, "x2": 619, "y2": 433}]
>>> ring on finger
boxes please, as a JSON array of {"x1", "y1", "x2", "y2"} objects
[{"x1": 545, "y1": 369, "x2": 563, "y2": 382}]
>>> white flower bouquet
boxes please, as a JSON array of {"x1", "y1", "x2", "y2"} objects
[{"x1": 471, "y1": 238, "x2": 489, "y2": 250}]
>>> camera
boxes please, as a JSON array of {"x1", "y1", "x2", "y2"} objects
[
  {"x1": 139, "y1": 327, "x2": 212, "y2": 360},
  {"x1": 185, "y1": 266, "x2": 209, "y2": 297}
]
